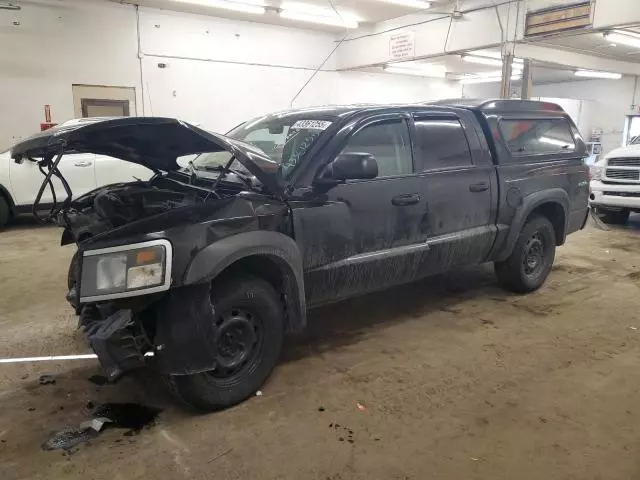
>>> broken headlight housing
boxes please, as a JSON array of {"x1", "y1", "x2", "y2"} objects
[{"x1": 79, "y1": 240, "x2": 172, "y2": 302}]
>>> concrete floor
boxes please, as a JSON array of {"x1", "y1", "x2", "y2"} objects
[{"x1": 1, "y1": 216, "x2": 640, "y2": 480}]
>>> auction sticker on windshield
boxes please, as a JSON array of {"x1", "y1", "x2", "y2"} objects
[{"x1": 291, "y1": 120, "x2": 332, "y2": 130}]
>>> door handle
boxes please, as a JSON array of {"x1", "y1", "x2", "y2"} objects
[
  {"x1": 74, "y1": 161, "x2": 92, "y2": 167},
  {"x1": 392, "y1": 193, "x2": 421, "y2": 206},
  {"x1": 469, "y1": 182, "x2": 489, "y2": 192}
]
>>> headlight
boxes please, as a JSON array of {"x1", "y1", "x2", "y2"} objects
[
  {"x1": 590, "y1": 165, "x2": 603, "y2": 181},
  {"x1": 79, "y1": 240, "x2": 172, "y2": 302}
]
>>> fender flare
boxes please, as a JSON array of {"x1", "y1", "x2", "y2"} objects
[
  {"x1": 496, "y1": 188, "x2": 569, "y2": 262},
  {"x1": 183, "y1": 230, "x2": 307, "y2": 332}
]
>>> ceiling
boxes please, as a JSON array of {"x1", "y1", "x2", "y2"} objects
[
  {"x1": 116, "y1": 0, "x2": 457, "y2": 30},
  {"x1": 528, "y1": 27, "x2": 640, "y2": 63}
]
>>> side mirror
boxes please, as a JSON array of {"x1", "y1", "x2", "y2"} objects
[{"x1": 321, "y1": 152, "x2": 378, "y2": 182}]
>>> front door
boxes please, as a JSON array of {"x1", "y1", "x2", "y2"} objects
[
  {"x1": 411, "y1": 111, "x2": 496, "y2": 274},
  {"x1": 10, "y1": 153, "x2": 97, "y2": 207},
  {"x1": 300, "y1": 114, "x2": 428, "y2": 306}
]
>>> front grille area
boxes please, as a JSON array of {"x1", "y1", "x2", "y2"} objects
[
  {"x1": 605, "y1": 169, "x2": 640, "y2": 181},
  {"x1": 608, "y1": 157, "x2": 640, "y2": 167},
  {"x1": 603, "y1": 191, "x2": 640, "y2": 198}
]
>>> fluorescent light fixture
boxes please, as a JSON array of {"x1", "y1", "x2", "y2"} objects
[
  {"x1": 377, "y1": 0, "x2": 431, "y2": 8},
  {"x1": 460, "y1": 75, "x2": 521, "y2": 84},
  {"x1": 464, "y1": 52, "x2": 524, "y2": 64},
  {"x1": 280, "y1": 2, "x2": 360, "y2": 28},
  {"x1": 384, "y1": 65, "x2": 446, "y2": 78},
  {"x1": 462, "y1": 55, "x2": 524, "y2": 70},
  {"x1": 574, "y1": 70, "x2": 622, "y2": 79},
  {"x1": 173, "y1": 0, "x2": 266, "y2": 14},
  {"x1": 604, "y1": 31, "x2": 640, "y2": 49}
]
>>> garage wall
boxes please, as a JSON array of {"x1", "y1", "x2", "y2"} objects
[
  {"x1": 138, "y1": 7, "x2": 460, "y2": 132},
  {"x1": 0, "y1": 0, "x2": 141, "y2": 150},
  {"x1": 0, "y1": 0, "x2": 461, "y2": 150},
  {"x1": 464, "y1": 77, "x2": 640, "y2": 155}
]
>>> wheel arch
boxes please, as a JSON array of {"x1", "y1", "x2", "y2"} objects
[
  {"x1": 496, "y1": 188, "x2": 569, "y2": 262},
  {"x1": 183, "y1": 231, "x2": 307, "y2": 333}
]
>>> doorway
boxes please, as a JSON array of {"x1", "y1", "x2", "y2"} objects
[{"x1": 72, "y1": 85, "x2": 136, "y2": 118}]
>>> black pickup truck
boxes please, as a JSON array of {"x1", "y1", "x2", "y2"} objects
[{"x1": 11, "y1": 99, "x2": 589, "y2": 411}]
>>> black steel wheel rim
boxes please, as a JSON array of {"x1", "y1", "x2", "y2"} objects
[
  {"x1": 522, "y1": 231, "x2": 545, "y2": 277},
  {"x1": 209, "y1": 308, "x2": 264, "y2": 384}
]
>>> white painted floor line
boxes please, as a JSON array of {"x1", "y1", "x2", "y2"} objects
[
  {"x1": 0, "y1": 351, "x2": 155, "y2": 364},
  {"x1": 0, "y1": 354, "x2": 98, "y2": 364}
]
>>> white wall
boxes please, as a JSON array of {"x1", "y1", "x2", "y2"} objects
[
  {"x1": 0, "y1": 0, "x2": 142, "y2": 150},
  {"x1": 0, "y1": 0, "x2": 461, "y2": 149}
]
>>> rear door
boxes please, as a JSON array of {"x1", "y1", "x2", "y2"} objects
[
  {"x1": 411, "y1": 109, "x2": 497, "y2": 274},
  {"x1": 300, "y1": 113, "x2": 428, "y2": 306},
  {"x1": 94, "y1": 154, "x2": 153, "y2": 186}
]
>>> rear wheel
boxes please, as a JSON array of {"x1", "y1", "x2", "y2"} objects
[
  {"x1": 495, "y1": 214, "x2": 556, "y2": 293},
  {"x1": 169, "y1": 276, "x2": 284, "y2": 412},
  {"x1": 0, "y1": 195, "x2": 10, "y2": 229},
  {"x1": 596, "y1": 207, "x2": 630, "y2": 225}
]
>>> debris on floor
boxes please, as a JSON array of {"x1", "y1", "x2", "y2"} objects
[
  {"x1": 38, "y1": 374, "x2": 56, "y2": 385},
  {"x1": 42, "y1": 402, "x2": 162, "y2": 451},
  {"x1": 356, "y1": 402, "x2": 366, "y2": 411}
]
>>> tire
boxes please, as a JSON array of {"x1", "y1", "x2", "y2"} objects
[
  {"x1": 596, "y1": 207, "x2": 630, "y2": 225},
  {"x1": 495, "y1": 214, "x2": 556, "y2": 293},
  {"x1": 0, "y1": 195, "x2": 10, "y2": 229},
  {"x1": 169, "y1": 275, "x2": 284, "y2": 412}
]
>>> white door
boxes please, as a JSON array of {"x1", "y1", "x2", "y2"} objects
[
  {"x1": 10, "y1": 153, "x2": 97, "y2": 206},
  {"x1": 94, "y1": 155, "x2": 153, "y2": 186}
]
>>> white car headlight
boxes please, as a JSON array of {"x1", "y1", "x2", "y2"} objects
[
  {"x1": 79, "y1": 240, "x2": 172, "y2": 302},
  {"x1": 590, "y1": 165, "x2": 603, "y2": 181}
]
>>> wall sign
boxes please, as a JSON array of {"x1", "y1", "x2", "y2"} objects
[{"x1": 389, "y1": 32, "x2": 415, "y2": 60}]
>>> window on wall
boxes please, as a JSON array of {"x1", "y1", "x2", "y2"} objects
[
  {"x1": 413, "y1": 118, "x2": 473, "y2": 170},
  {"x1": 341, "y1": 119, "x2": 413, "y2": 177},
  {"x1": 499, "y1": 118, "x2": 576, "y2": 155}
]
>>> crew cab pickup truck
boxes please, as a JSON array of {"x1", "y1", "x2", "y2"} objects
[
  {"x1": 10, "y1": 100, "x2": 589, "y2": 411},
  {"x1": 589, "y1": 135, "x2": 640, "y2": 224}
]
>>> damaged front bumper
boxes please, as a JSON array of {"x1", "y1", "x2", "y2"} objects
[{"x1": 76, "y1": 283, "x2": 220, "y2": 381}]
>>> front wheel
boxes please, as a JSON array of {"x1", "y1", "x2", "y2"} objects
[
  {"x1": 169, "y1": 276, "x2": 284, "y2": 412},
  {"x1": 495, "y1": 215, "x2": 556, "y2": 293},
  {"x1": 0, "y1": 195, "x2": 10, "y2": 229}
]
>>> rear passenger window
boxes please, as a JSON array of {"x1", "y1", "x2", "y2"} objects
[
  {"x1": 500, "y1": 118, "x2": 576, "y2": 155},
  {"x1": 413, "y1": 118, "x2": 473, "y2": 171},
  {"x1": 341, "y1": 119, "x2": 413, "y2": 177}
]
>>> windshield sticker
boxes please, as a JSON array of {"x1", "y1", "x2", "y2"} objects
[{"x1": 291, "y1": 120, "x2": 332, "y2": 131}]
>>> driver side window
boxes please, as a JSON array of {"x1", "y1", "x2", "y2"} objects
[{"x1": 341, "y1": 119, "x2": 413, "y2": 177}]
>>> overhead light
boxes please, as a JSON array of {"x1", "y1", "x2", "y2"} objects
[
  {"x1": 604, "y1": 31, "x2": 640, "y2": 49},
  {"x1": 279, "y1": 2, "x2": 360, "y2": 28},
  {"x1": 574, "y1": 70, "x2": 622, "y2": 79},
  {"x1": 376, "y1": 0, "x2": 431, "y2": 8},
  {"x1": 173, "y1": 0, "x2": 266, "y2": 14},
  {"x1": 384, "y1": 65, "x2": 446, "y2": 78},
  {"x1": 470, "y1": 51, "x2": 524, "y2": 64},
  {"x1": 461, "y1": 55, "x2": 524, "y2": 69},
  {"x1": 460, "y1": 75, "x2": 522, "y2": 84}
]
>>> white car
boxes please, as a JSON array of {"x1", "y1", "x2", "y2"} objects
[
  {"x1": 589, "y1": 135, "x2": 640, "y2": 225},
  {"x1": 0, "y1": 120, "x2": 153, "y2": 228}
]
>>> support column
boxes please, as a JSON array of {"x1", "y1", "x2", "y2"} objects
[
  {"x1": 500, "y1": 53, "x2": 513, "y2": 99},
  {"x1": 521, "y1": 59, "x2": 533, "y2": 100}
]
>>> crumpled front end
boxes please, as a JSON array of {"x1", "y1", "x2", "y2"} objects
[{"x1": 75, "y1": 283, "x2": 220, "y2": 381}]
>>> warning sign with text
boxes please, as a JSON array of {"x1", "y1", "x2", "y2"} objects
[{"x1": 389, "y1": 32, "x2": 415, "y2": 60}]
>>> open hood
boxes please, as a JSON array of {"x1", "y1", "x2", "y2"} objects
[{"x1": 10, "y1": 117, "x2": 282, "y2": 195}]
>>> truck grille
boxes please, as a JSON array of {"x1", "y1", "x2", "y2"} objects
[
  {"x1": 608, "y1": 157, "x2": 640, "y2": 167},
  {"x1": 605, "y1": 169, "x2": 640, "y2": 181},
  {"x1": 603, "y1": 191, "x2": 640, "y2": 198}
]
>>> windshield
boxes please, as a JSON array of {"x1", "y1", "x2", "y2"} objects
[{"x1": 191, "y1": 117, "x2": 333, "y2": 179}]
